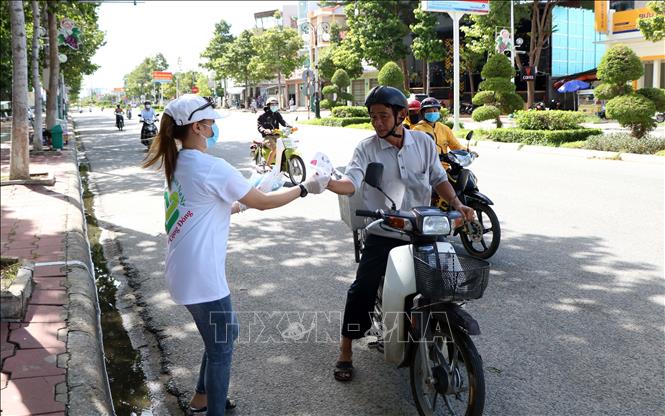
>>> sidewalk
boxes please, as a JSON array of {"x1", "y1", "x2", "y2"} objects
[{"x1": 1, "y1": 127, "x2": 112, "y2": 414}]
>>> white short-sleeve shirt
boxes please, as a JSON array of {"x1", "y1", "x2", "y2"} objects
[{"x1": 164, "y1": 149, "x2": 251, "y2": 305}]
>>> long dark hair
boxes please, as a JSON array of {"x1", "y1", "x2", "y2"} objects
[{"x1": 142, "y1": 114, "x2": 188, "y2": 189}]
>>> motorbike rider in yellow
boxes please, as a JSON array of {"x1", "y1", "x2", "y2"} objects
[
  {"x1": 412, "y1": 97, "x2": 464, "y2": 160},
  {"x1": 413, "y1": 97, "x2": 465, "y2": 210}
]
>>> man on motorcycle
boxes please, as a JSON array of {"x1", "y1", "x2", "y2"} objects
[
  {"x1": 140, "y1": 101, "x2": 157, "y2": 140},
  {"x1": 403, "y1": 98, "x2": 421, "y2": 129},
  {"x1": 325, "y1": 86, "x2": 475, "y2": 382},
  {"x1": 257, "y1": 96, "x2": 291, "y2": 170}
]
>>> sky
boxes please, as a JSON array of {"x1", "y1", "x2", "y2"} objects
[{"x1": 81, "y1": 0, "x2": 299, "y2": 95}]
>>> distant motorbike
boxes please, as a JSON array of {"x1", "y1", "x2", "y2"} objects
[
  {"x1": 460, "y1": 102, "x2": 475, "y2": 115},
  {"x1": 250, "y1": 126, "x2": 306, "y2": 185},
  {"x1": 139, "y1": 113, "x2": 159, "y2": 147},
  {"x1": 115, "y1": 113, "x2": 124, "y2": 131}
]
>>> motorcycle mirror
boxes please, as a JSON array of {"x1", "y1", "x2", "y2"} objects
[
  {"x1": 364, "y1": 163, "x2": 383, "y2": 188},
  {"x1": 465, "y1": 131, "x2": 474, "y2": 142}
]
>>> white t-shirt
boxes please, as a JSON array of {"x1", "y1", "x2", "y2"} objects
[{"x1": 164, "y1": 149, "x2": 251, "y2": 305}]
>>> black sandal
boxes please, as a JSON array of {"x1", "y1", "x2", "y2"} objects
[
  {"x1": 189, "y1": 398, "x2": 236, "y2": 414},
  {"x1": 334, "y1": 361, "x2": 354, "y2": 382}
]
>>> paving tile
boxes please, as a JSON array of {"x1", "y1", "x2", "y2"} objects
[
  {"x1": 2, "y1": 240, "x2": 38, "y2": 250},
  {"x1": 1, "y1": 248, "x2": 34, "y2": 259},
  {"x1": 2, "y1": 347, "x2": 65, "y2": 379},
  {"x1": 8, "y1": 323, "x2": 66, "y2": 349},
  {"x1": 1, "y1": 341, "x2": 15, "y2": 362},
  {"x1": 32, "y1": 277, "x2": 65, "y2": 290},
  {"x1": 33, "y1": 266, "x2": 66, "y2": 277},
  {"x1": 23, "y1": 305, "x2": 66, "y2": 323},
  {"x1": 29, "y1": 290, "x2": 66, "y2": 306},
  {"x1": 1, "y1": 322, "x2": 8, "y2": 342},
  {"x1": 0, "y1": 375, "x2": 65, "y2": 415}
]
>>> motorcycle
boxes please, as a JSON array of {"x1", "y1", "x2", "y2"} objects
[
  {"x1": 437, "y1": 131, "x2": 501, "y2": 259},
  {"x1": 250, "y1": 126, "x2": 306, "y2": 185},
  {"x1": 352, "y1": 163, "x2": 490, "y2": 416},
  {"x1": 139, "y1": 113, "x2": 159, "y2": 147},
  {"x1": 115, "y1": 113, "x2": 124, "y2": 131},
  {"x1": 460, "y1": 103, "x2": 475, "y2": 115}
]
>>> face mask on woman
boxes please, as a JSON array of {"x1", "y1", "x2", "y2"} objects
[
  {"x1": 424, "y1": 112, "x2": 440, "y2": 123},
  {"x1": 199, "y1": 122, "x2": 220, "y2": 148},
  {"x1": 270, "y1": 105, "x2": 279, "y2": 113}
]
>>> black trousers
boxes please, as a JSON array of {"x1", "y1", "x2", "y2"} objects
[{"x1": 341, "y1": 234, "x2": 409, "y2": 340}]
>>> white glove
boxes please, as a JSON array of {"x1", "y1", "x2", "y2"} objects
[{"x1": 303, "y1": 173, "x2": 330, "y2": 194}]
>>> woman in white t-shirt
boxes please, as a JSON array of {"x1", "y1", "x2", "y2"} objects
[{"x1": 143, "y1": 95, "x2": 330, "y2": 415}]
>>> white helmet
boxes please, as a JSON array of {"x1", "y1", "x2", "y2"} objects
[{"x1": 267, "y1": 96, "x2": 278, "y2": 105}]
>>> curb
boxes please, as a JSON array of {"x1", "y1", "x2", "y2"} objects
[
  {"x1": 62, "y1": 124, "x2": 114, "y2": 414},
  {"x1": 474, "y1": 140, "x2": 664, "y2": 164}
]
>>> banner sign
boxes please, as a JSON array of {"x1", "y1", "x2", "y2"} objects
[
  {"x1": 594, "y1": 0, "x2": 608, "y2": 32},
  {"x1": 521, "y1": 66, "x2": 537, "y2": 81},
  {"x1": 421, "y1": 0, "x2": 489, "y2": 15},
  {"x1": 57, "y1": 19, "x2": 81, "y2": 50},
  {"x1": 152, "y1": 71, "x2": 173, "y2": 82},
  {"x1": 495, "y1": 28, "x2": 512, "y2": 54},
  {"x1": 612, "y1": 7, "x2": 654, "y2": 34}
]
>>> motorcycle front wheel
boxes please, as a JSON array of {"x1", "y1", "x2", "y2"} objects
[
  {"x1": 410, "y1": 325, "x2": 485, "y2": 416},
  {"x1": 287, "y1": 155, "x2": 306, "y2": 185},
  {"x1": 459, "y1": 202, "x2": 500, "y2": 259}
]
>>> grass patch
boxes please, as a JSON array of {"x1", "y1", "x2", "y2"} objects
[
  {"x1": 346, "y1": 123, "x2": 374, "y2": 130},
  {"x1": 655, "y1": 150, "x2": 665, "y2": 156},
  {"x1": 1, "y1": 258, "x2": 21, "y2": 290},
  {"x1": 560, "y1": 140, "x2": 587, "y2": 149},
  {"x1": 584, "y1": 133, "x2": 665, "y2": 154}
]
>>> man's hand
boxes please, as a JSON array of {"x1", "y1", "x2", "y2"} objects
[
  {"x1": 303, "y1": 173, "x2": 331, "y2": 194},
  {"x1": 454, "y1": 202, "x2": 475, "y2": 221}
]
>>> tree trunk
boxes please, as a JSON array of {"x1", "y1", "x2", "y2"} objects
[
  {"x1": 400, "y1": 58, "x2": 410, "y2": 93},
  {"x1": 46, "y1": 5, "x2": 59, "y2": 130},
  {"x1": 495, "y1": 115, "x2": 502, "y2": 128},
  {"x1": 9, "y1": 1, "x2": 30, "y2": 179},
  {"x1": 425, "y1": 60, "x2": 431, "y2": 96},
  {"x1": 31, "y1": 0, "x2": 43, "y2": 151},
  {"x1": 468, "y1": 68, "x2": 475, "y2": 96},
  {"x1": 277, "y1": 71, "x2": 283, "y2": 109}
]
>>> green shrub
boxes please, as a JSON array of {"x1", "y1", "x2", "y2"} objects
[
  {"x1": 656, "y1": 150, "x2": 665, "y2": 156},
  {"x1": 584, "y1": 133, "x2": 665, "y2": 154},
  {"x1": 480, "y1": 53, "x2": 515, "y2": 79},
  {"x1": 472, "y1": 91, "x2": 495, "y2": 106},
  {"x1": 322, "y1": 85, "x2": 337, "y2": 96},
  {"x1": 299, "y1": 117, "x2": 370, "y2": 127},
  {"x1": 594, "y1": 82, "x2": 633, "y2": 100},
  {"x1": 636, "y1": 87, "x2": 665, "y2": 112},
  {"x1": 331, "y1": 106, "x2": 368, "y2": 118},
  {"x1": 606, "y1": 94, "x2": 657, "y2": 138},
  {"x1": 560, "y1": 140, "x2": 587, "y2": 149},
  {"x1": 378, "y1": 61, "x2": 405, "y2": 92},
  {"x1": 443, "y1": 120, "x2": 464, "y2": 129},
  {"x1": 320, "y1": 99, "x2": 333, "y2": 110},
  {"x1": 439, "y1": 107, "x2": 450, "y2": 121},
  {"x1": 472, "y1": 105, "x2": 500, "y2": 122},
  {"x1": 597, "y1": 44, "x2": 644, "y2": 85},
  {"x1": 514, "y1": 110, "x2": 585, "y2": 130},
  {"x1": 331, "y1": 69, "x2": 350, "y2": 89},
  {"x1": 485, "y1": 128, "x2": 603, "y2": 146}
]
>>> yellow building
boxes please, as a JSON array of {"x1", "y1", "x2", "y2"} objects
[{"x1": 595, "y1": 0, "x2": 665, "y2": 89}]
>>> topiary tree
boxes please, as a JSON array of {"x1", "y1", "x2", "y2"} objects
[
  {"x1": 606, "y1": 94, "x2": 656, "y2": 139},
  {"x1": 321, "y1": 69, "x2": 354, "y2": 108},
  {"x1": 471, "y1": 54, "x2": 524, "y2": 128},
  {"x1": 596, "y1": 44, "x2": 658, "y2": 138},
  {"x1": 378, "y1": 61, "x2": 405, "y2": 93}
]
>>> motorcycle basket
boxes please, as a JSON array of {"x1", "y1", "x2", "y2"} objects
[{"x1": 413, "y1": 252, "x2": 489, "y2": 302}]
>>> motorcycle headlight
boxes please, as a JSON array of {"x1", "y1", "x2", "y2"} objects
[{"x1": 421, "y1": 216, "x2": 450, "y2": 235}]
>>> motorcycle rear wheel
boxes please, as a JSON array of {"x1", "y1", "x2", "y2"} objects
[
  {"x1": 287, "y1": 155, "x2": 306, "y2": 185},
  {"x1": 459, "y1": 202, "x2": 500, "y2": 259},
  {"x1": 410, "y1": 325, "x2": 485, "y2": 416}
]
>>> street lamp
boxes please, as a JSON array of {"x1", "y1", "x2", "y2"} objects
[{"x1": 300, "y1": 20, "x2": 330, "y2": 119}]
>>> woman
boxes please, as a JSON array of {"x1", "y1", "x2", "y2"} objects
[{"x1": 143, "y1": 94, "x2": 329, "y2": 415}]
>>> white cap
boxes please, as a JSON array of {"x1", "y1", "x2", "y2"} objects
[{"x1": 164, "y1": 94, "x2": 223, "y2": 126}]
